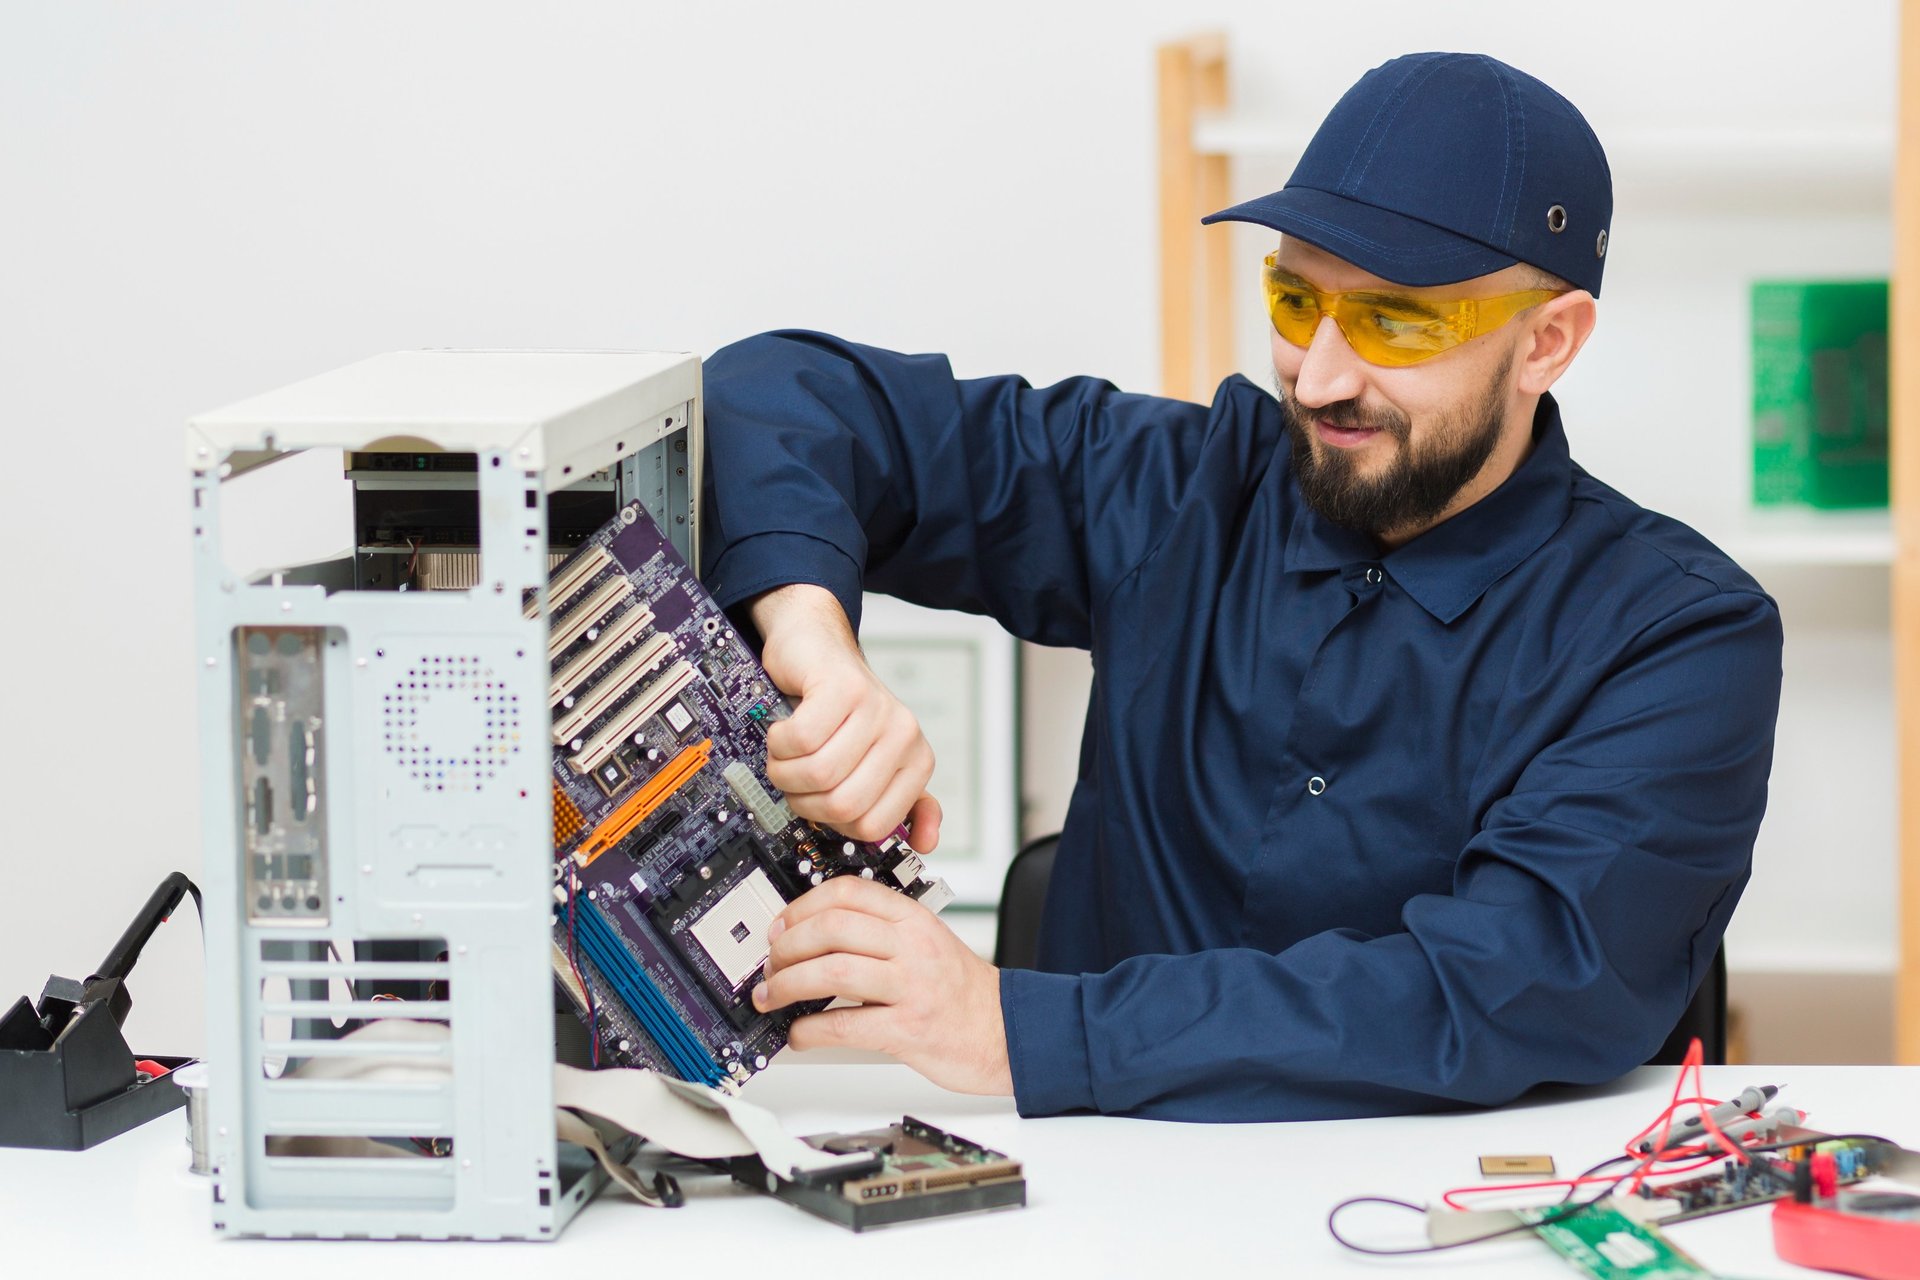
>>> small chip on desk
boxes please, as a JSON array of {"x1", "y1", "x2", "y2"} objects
[{"x1": 1479, "y1": 1154, "x2": 1557, "y2": 1176}]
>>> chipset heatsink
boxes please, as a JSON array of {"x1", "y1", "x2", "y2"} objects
[{"x1": 689, "y1": 870, "x2": 787, "y2": 992}]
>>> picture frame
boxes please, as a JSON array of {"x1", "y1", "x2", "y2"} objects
[{"x1": 857, "y1": 594, "x2": 1021, "y2": 908}]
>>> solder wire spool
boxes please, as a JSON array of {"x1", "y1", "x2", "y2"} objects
[{"x1": 173, "y1": 1061, "x2": 211, "y2": 1175}]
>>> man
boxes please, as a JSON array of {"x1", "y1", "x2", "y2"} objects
[{"x1": 698, "y1": 53, "x2": 1782, "y2": 1121}]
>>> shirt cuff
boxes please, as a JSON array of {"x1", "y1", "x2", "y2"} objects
[
  {"x1": 999, "y1": 967, "x2": 1097, "y2": 1116},
  {"x1": 703, "y1": 530, "x2": 867, "y2": 634}
]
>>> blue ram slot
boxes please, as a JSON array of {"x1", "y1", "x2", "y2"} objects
[
  {"x1": 573, "y1": 908, "x2": 720, "y2": 1085},
  {"x1": 568, "y1": 903, "x2": 727, "y2": 1086},
  {"x1": 571, "y1": 906, "x2": 717, "y2": 1084}
]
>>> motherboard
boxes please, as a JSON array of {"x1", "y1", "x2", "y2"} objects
[{"x1": 545, "y1": 503, "x2": 953, "y2": 1088}]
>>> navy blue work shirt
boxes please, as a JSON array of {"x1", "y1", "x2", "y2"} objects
[{"x1": 700, "y1": 331, "x2": 1783, "y2": 1123}]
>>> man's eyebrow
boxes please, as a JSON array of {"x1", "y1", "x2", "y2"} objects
[
  {"x1": 1346, "y1": 289, "x2": 1443, "y2": 320},
  {"x1": 1274, "y1": 262, "x2": 1448, "y2": 319}
]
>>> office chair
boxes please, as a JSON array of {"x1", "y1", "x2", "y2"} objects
[{"x1": 993, "y1": 833, "x2": 1728, "y2": 1066}]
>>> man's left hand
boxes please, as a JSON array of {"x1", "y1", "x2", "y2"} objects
[{"x1": 752, "y1": 875, "x2": 1014, "y2": 1096}]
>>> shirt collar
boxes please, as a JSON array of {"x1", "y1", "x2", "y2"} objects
[{"x1": 1281, "y1": 393, "x2": 1575, "y2": 624}]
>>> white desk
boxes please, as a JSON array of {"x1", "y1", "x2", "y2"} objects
[{"x1": 2, "y1": 1060, "x2": 1914, "y2": 1277}]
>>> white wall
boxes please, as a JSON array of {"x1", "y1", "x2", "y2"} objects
[{"x1": 0, "y1": 2, "x2": 1898, "y2": 1060}]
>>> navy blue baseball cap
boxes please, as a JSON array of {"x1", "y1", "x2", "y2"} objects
[{"x1": 1203, "y1": 53, "x2": 1612, "y2": 297}]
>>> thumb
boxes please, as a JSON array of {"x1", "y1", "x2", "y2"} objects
[{"x1": 906, "y1": 792, "x2": 943, "y2": 854}]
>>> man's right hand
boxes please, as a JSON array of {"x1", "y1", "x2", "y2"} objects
[{"x1": 747, "y1": 584, "x2": 942, "y2": 853}]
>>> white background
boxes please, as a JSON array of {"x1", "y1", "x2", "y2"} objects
[{"x1": 0, "y1": 2, "x2": 1898, "y2": 1059}]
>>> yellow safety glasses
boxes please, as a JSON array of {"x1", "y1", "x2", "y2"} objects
[{"x1": 1263, "y1": 253, "x2": 1564, "y2": 368}]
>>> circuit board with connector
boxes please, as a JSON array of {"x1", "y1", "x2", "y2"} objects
[
  {"x1": 543, "y1": 503, "x2": 953, "y2": 1088},
  {"x1": 1520, "y1": 1202, "x2": 1711, "y2": 1280},
  {"x1": 1617, "y1": 1134, "x2": 1882, "y2": 1225}
]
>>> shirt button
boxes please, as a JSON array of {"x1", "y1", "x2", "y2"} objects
[
  {"x1": 1307, "y1": 775, "x2": 1327, "y2": 796},
  {"x1": 1364, "y1": 567, "x2": 1383, "y2": 585}
]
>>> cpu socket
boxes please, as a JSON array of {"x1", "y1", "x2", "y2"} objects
[{"x1": 688, "y1": 868, "x2": 786, "y2": 991}]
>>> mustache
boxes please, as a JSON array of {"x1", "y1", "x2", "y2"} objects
[{"x1": 1275, "y1": 382, "x2": 1410, "y2": 441}]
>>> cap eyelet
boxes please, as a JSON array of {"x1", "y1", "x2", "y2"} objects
[
  {"x1": 1596, "y1": 228, "x2": 1609, "y2": 258},
  {"x1": 1546, "y1": 205, "x2": 1568, "y2": 234}
]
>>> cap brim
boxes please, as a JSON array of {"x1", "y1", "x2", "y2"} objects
[{"x1": 1202, "y1": 186, "x2": 1518, "y2": 287}]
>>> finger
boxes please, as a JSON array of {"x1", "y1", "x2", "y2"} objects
[
  {"x1": 790, "y1": 729, "x2": 913, "y2": 835},
  {"x1": 766, "y1": 699, "x2": 882, "y2": 795},
  {"x1": 786, "y1": 1003, "x2": 895, "y2": 1055},
  {"x1": 906, "y1": 792, "x2": 942, "y2": 854},
  {"x1": 766, "y1": 681, "x2": 857, "y2": 760},
  {"x1": 778, "y1": 875, "x2": 919, "y2": 931},
  {"x1": 754, "y1": 953, "x2": 900, "y2": 1012},
  {"x1": 859, "y1": 763, "x2": 932, "y2": 847},
  {"x1": 768, "y1": 906, "x2": 899, "y2": 975}
]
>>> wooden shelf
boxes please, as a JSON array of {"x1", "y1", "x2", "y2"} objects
[
  {"x1": 1728, "y1": 944, "x2": 1900, "y2": 976},
  {"x1": 1190, "y1": 116, "x2": 1893, "y2": 207},
  {"x1": 1895, "y1": 0, "x2": 1920, "y2": 1064},
  {"x1": 1714, "y1": 508, "x2": 1895, "y2": 566}
]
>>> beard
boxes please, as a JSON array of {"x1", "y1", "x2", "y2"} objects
[{"x1": 1276, "y1": 351, "x2": 1513, "y2": 539}]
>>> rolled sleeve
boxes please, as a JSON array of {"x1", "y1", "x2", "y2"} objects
[
  {"x1": 704, "y1": 530, "x2": 868, "y2": 633},
  {"x1": 999, "y1": 967, "x2": 1096, "y2": 1117},
  {"x1": 700, "y1": 330, "x2": 1221, "y2": 646}
]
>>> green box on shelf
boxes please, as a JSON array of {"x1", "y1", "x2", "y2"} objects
[{"x1": 1752, "y1": 279, "x2": 1889, "y2": 509}]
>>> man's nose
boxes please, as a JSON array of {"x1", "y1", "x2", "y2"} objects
[{"x1": 1292, "y1": 316, "x2": 1368, "y2": 410}]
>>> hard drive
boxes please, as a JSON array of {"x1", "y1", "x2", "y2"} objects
[{"x1": 727, "y1": 1117, "x2": 1026, "y2": 1231}]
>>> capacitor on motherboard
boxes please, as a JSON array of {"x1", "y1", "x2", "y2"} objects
[{"x1": 796, "y1": 858, "x2": 813, "y2": 876}]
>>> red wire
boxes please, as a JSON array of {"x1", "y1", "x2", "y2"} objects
[
  {"x1": 1439, "y1": 1037, "x2": 1774, "y2": 1213},
  {"x1": 1622, "y1": 1039, "x2": 1763, "y2": 1195},
  {"x1": 564, "y1": 867, "x2": 598, "y2": 1068},
  {"x1": 1440, "y1": 1153, "x2": 1726, "y2": 1212},
  {"x1": 1626, "y1": 1036, "x2": 1701, "y2": 1164}
]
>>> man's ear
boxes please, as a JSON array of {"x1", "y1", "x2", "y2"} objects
[{"x1": 1515, "y1": 291, "x2": 1597, "y2": 396}]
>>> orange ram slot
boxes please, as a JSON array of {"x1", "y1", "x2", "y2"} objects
[{"x1": 573, "y1": 739, "x2": 714, "y2": 867}]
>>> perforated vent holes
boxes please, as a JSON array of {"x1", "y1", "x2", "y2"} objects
[{"x1": 381, "y1": 655, "x2": 522, "y2": 793}]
